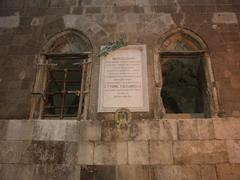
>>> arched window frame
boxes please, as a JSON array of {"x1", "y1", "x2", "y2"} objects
[
  {"x1": 29, "y1": 30, "x2": 93, "y2": 120},
  {"x1": 154, "y1": 28, "x2": 220, "y2": 118}
]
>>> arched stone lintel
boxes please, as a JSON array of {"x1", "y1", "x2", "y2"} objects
[
  {"x1": 40, "y1": 15, "x2": 110, "y2": 53},
  {"x1": 41, "y1": 29, "x2": 93, "y2": 53},
  {"x1": 157, "y1": 27, "x2": 209, "y2": 51}
]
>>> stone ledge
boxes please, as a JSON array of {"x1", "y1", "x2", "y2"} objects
[{"x1": 0, "y1": 118, "x2": 240, "y2": 142}]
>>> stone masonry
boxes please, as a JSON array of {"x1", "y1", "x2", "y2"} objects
[
  {"x1": 0, "y1": 118, "x2": 240, "y2": 179},
  {"x1": 0, "y1": 0, "x2": 240, "y2": 179}
]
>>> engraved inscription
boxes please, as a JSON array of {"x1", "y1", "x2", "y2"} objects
[{"x1": 98, "y1": 45, "x2": 149, "y2": 112}]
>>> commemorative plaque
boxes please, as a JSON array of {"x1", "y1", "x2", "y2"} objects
[{"x1": 98, "y1": 45, "x2": 149, "y2": 112}]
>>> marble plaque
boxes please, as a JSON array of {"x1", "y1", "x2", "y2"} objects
[{"x1": 98, "y1": 45, "x2": 149, "y2": 112}]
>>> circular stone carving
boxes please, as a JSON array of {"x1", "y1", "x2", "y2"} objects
[{"x1": 115, "y1": 108, "x2": 132, "y2": 129}]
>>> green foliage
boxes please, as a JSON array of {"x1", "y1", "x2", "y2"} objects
[{"x1": 97, "y1": 34, "x2": 128, "y2": 57}]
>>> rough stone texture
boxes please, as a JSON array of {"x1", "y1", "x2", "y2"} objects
[
  {"x1": 217, "y1": 164, "x2": 240, "y2": 180},
  {"x1": 0, "y1": 164, "x2": 34, "y2": 180},
  {"x1": 65, "y1": 121, "x2": 80, "y2": 142},
  {"x1": 0, "y1": 120, "x2": 8, "y2": 139},
  {"x1": 149, "y1": 141, "x2": 173, "y2": 165},
  {"x1": 0, "y1": 140, "x2": 26, "y2": 163},
  {"x1": 117, "y1": 165, "x2": 149, "y2": 180},
  {"x1": 101, "y1": 121, "x2": 130, "y2": 141},
  {"x1": 151, "y1": 165, "x2": 201, "y2": 180},
  {"x1": 79, "y1": 120, "x2": 101, "y2": 141},
  {"x1": 226, "y1": 140, "x2": 240, "y2": 163},
  {"x1": 0, "y1": 14, "x2": 20, "y2": 28},
  {"x1": 201, "y1": 165, "x2": 218, "y2": 180},
  {"x1": 173, "y1": 140, "x2": 228, "y2": 164},
  {"x1": 0, "y1": 0, "x2": 240, "y2": 179},
  {"x1": 214, "y1": 118, "x2": 240, "y2": 139},
  {"x1": 5, "y1": 120, "x2": 33, "y2": 140},
  {"x1": 33, "y1": 120, "x2": 67, "y2": 141},
  {"x1": 77, "y1": 141, "x2": 94, "y2": 165},
  {"x1": 178, "y1": 119, "x2": 215, "y2": 140},
  {"x1": 29, "y1": 141, "x2": 65, "y2": 164},
  {"x1": 149, "y1": 120, "x2": 178, "y2": 140},
  {"x1": 128, "y1": 141, "x2": 149, "y2": 165},
  {"x1": 0, "y1": 0, "x2": 239, "y2": 119},
  {"x1": 94, "y1": 142, "x2": 127, "y2": 165}
]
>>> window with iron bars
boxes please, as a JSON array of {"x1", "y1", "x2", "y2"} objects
[{"x1": 30, "y1": 52, "x2": 92, "y2": 120}]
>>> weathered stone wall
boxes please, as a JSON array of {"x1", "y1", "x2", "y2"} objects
[
  {"x1": 0, "y1": 118, "x2": 240, "y2": 179},
  {"x1": 0, "y1": 0, "x2": 240, "y2": 179},
  {"x1": 0, "y1": 0, "x2": 240, "y2": 118}
]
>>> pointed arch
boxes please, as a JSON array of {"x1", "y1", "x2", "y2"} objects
[
  {"x1": 30, "y1": 30, "x2": 93, "y2": 120},
  {"x1": 158, "y1": 27, "x2": 208, "y2": 51},
  {"x1": 41, "y1": 29, "x2": 93, "y2": 54},
  {"x1": 155, "y1": 27, "x2": 219, "y2": 118}
]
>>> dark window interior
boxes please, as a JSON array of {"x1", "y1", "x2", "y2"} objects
[
  {"x1": 161, "y1": 56, "x2": 206, "y2": 113},
  {"x1": 44, "y1": 57, "x2": 83, "y2": 119}
]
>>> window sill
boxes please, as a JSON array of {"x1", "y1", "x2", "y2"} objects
[{"x1": 163, "y1": 113, "x2": 206, "y2": 119}]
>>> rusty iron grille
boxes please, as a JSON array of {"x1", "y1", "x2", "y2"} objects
[{"x1": 30, "y1": 52, "x2": 91, "y2": 119}]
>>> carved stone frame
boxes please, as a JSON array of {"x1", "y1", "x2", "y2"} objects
[{"x1": 153, "y1": 28, "x2": 220, "y2": 119}]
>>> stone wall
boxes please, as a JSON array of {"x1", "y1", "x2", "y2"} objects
[
  {"x1": 0, "y1": 0, "x2": 240, "y2": 118},
  {"x1": 0, "y1": 118, "x2": 240, "y2": 179},
  {"x1": 0, "y1": 0, "x2": 240, "y2": 179}
]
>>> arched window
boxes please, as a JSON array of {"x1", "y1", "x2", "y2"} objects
[
  {"x1": 30, "y1": 30, "x2": 92, "y2": 120},
  {"x1": 156, "y1": 29, "x2": 219, "y2": 118}
]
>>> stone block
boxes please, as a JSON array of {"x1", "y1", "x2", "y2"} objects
[
  {"x1": 214, "y1": 118, "x2": 240, "y2": 139},
  {"x1": 79, "y1": 120, "x2": 101, "y2": 141},
  {"x1": 226, "y1": 140, "x2": 240, "y2": 163},
  {"x1": 0, "y1": 164, "x2": 34, "y2": 180},
  {"x1": 65, "y1": 121, "x2": 79, "y2": 142},
  {"x1": 77, "y1": 141, "x2": 94, "y2": 165},
  {"x1": 115, "y1": 0, "x2": 136, "y2": 6},
  {"x1": 0, "y1": 14, "x2": 20, "y2": 28},
  {"x1": 130, "y1": 120, "x2": 150, "y2": 141},
  {"x1": 32, "y1": 164, "x2": 48, "y2": 180},
  {"x1": 94, "y1": 142, "x2": 127, "y2": 165},
  {"x1": 101, "y1": 121, "x2": 130, "y2": 141},
  {"x1": 63, "y1": 142, "x2": 78, "y2": 165},
  {"x1": 150, "y1": 120, "x2": 178, "y2": 140},
  {"x1": 49, "y1": 0, "x2": 78, "y2": 7},
  {"x1": 28, "y1": 141, "x2": 65, "y2": 164},
  {"x1": 0, "y1": 120, "x2": 8, "y2": 139},
  {"x1": 173, "y1": 140, "x2": 228, "y2": 164},
  {"x1": 128, "y1": 141, "x2": 149, "y2": 165},
  {"x1": 136, "y1": 0, "x2": 151, "y2": 6},
  {"x1": 201, "y1": 165, "x2": 217, "y2": 180},
  {"x1": 149, "y1": 141, "x2": 173, "y2": 165},
  {"x1": 48, "y1": 165, "x2": 80, "y2": 180},
  {"x1": 86, "y1": 7, "x2": 101, "y2": 14},
  {"x1": 212, "y1": 12, "x2": 238, "y2": 24},
  {"x1": 81, "y1": 166, "x2": 116, "y2": 180},
  {"x1": 0, "y1": 141, "x2": 24, "y2": 163},
  {"x1": 230, "y1": 76, "x2": 240, "y2": 89},
  {"x1": 32, "y1": 164, "x2": 80, "y2": 180},
  {"x1": 178, "y1": 119, "x2": 215, "y2": 140},
  {"x1": 151, "y1": 165, "x2": 201, "y2": 180},
  {"x1": 33, "y1": 120, "x2": 66, "y2": 141},
  {"x1": 117, "y1": 165, "x2": 150, "y2": 180},
  {"x1": 217, "y1": 164, "x2": 240, "y2": 180},
  {"x1": 5, "y1": 120, "x2": 33, "y2": 140}
]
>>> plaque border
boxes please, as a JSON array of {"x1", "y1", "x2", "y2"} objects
[{"x1": 97, "y1": 45, "x2": 149, "y2": 112}]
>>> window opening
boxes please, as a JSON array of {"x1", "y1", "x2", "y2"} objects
[
  {"x1": 30, "y1": 52, "x2": 92, "y2": 120},
  {"x1": 157, "y1": 30, "x2": 215, "y2": 117},
  {"x1": 160, "y1": 52, "x2": 206, "y2": 114}
]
